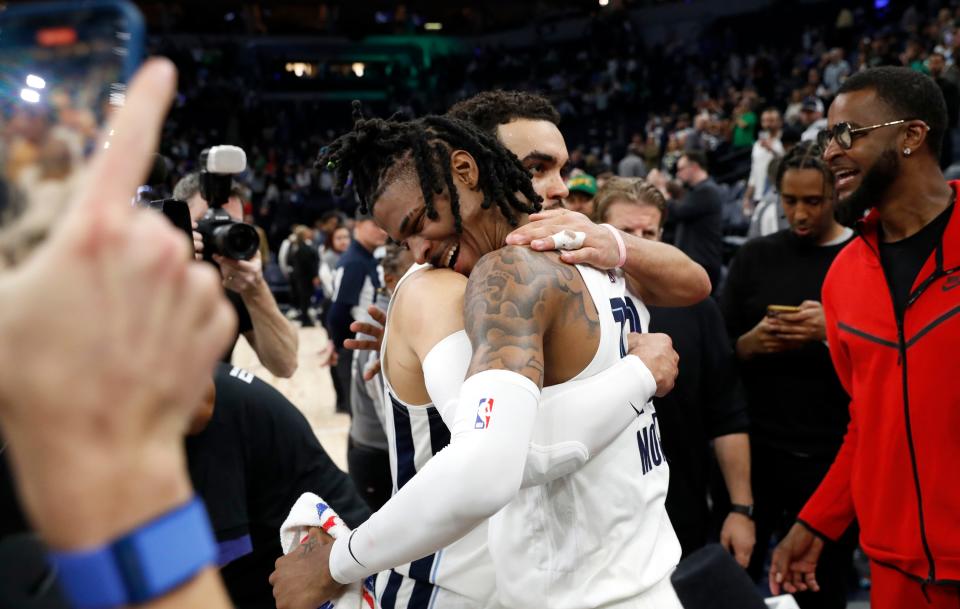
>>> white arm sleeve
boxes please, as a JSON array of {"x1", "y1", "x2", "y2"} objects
[
  {"x1": 422, "y1": 331, "x2": 472, "y2": 423},
  {"x1": 522, "y1": 353, "x2": 656, "y2": 486},
  {"x1": 422, "y1": 331, "x2": 658, "y2": 488},
  {"x1": 328, "y1": 369, "x2": 539, "y2": 584}
]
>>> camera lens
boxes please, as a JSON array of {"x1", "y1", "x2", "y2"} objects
[{"x1": 212, "y1": 223, "x2": 259, "y2": 260}]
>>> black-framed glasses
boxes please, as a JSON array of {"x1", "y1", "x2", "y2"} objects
[{"x1": 817, "y1": 119, "x2": 909, "y2": 150}]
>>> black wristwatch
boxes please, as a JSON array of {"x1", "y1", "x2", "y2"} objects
[{"x1": 730, "y1": 503, "x2": 754, "y2": 520}]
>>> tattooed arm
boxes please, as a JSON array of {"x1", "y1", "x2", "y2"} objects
[
  {"x1": 466, "y1": 245, "x2": 572, "y2": 385},
  {"x1": 277, "y1": 247, "x2": 587, "y2": 599}
]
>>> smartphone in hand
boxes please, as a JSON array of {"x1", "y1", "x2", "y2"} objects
[
  {"x1": 0, "y1": 1, "x2": 145, "y2": 244},
  {"x1": 767, "y1": 304, "x2": 802, "y2": 318}
]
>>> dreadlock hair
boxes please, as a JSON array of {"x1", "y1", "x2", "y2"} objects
[
  {"x1": 446, "y1": 90, "x2": 561, "y2": 136},
  {"x1": 318, "y1": 101, "x2": 541, "y2": 233},
  {"x1": 775, "y1": 141, "x2": 834, "y2": 196}
]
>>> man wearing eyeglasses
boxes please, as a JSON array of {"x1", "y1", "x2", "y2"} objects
[{"x1": 770, "y1": 66, "x2": 960, "y2": 609}]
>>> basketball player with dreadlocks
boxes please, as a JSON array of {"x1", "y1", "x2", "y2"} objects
[
  {"x1": 270, "y1": 99, "x2": 689, "y2": 609},
  {"x1": 308, "y1": 92, "x2": 694, "y2": 608}
]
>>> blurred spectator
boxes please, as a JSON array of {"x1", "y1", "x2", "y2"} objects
[
  {"x1": 799, "y1": 97, "x2": 828, "y2": 143},
  {"x1": 822, "y1": 48, "x2": 851, "y2": 95},
  {"x1": 595, "y1": 165, "x2": 616, "y2": 191},
  {"x1": 277, "y1": 224, "x2": 302, "y2": 282},
  {"x1": 784, "y1": 89, "x2": 806, "y2": 127},
  {"x1": 326, "y1": 209, "x2": 387, "y2": 414},
  {"x1": 722, "y1": 142, "x2": 856, "y2": 608},
  {"x1": 618, "y1": 142, "x2": 648, "y2": 178},
  {"x1": 643, "y1": 133, "x2": 662, "y2": 170},
  {"x1": 347, "y1": 245, "x2": 414, "y2": 512},
  {"x1": 244, "y1": 212, "x2": 270, "y2": 265},
  {"x1": 902, "y1": 38, "x2": 929, "y2": 73},
  {"x1": 314, "y1": 210, "x2": 344, "y2": 249},
  {"x1": 290, "y1": 225, "x2": 320, "y2": 327},
  {"x1": 295, "y1": 164, "x2": 313, "y2": 191},
  {"x1": 731, "y1": 99, "x2": 758, "y2": 150},
  {"x1": 743, "y1": 108, "x2": 785, "y2": 212},
  {"x1": 684, "y1": 114, "x2": 717, "y2": 153},
  {"x1": 564, "y1": 173, "x2": 598, "y2": 218},
  {"x1": 320, "y1": 225, "x2": 352, "y2": 300},
  {"x1": 669, "y1": 151, "x2": 723, "y2": 294},
  {"x1": 927, "y1": 51, "x2": 960, "y2": 167},
  {"x1": 661, "y1": 133, "x2": 684, "y2": 174},
  {"x1": 747, "y1": 126, "x2": 804, "y2": 240}
]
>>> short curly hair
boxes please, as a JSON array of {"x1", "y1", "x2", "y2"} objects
[
  {"x1": 447, "y1": 90, "x2": 561, "y2": 135},
  {"x1": 838, "y1": 66, "x2": 948, "y2": 156}
]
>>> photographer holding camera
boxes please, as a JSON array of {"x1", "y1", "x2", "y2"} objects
[{"x1": 173, "y1": 158, "x2": 298, "y2": 378}]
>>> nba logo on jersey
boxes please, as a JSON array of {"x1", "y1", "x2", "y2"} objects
[{"x1": 474, "y1": 398, "x2": 494, "y2": 429}]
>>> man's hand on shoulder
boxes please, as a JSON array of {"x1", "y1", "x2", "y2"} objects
[{"x1": 505, "y1": 209, "x2": 621, "y2": 269}]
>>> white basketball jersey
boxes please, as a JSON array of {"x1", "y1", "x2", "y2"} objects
[
  {"x1": 377, "y1": 264, "x2": 497, "y2": 609},
  {"x1": 487, "y1": 265, "x2": 681, "y2": 609}
]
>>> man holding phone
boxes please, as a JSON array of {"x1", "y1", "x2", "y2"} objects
[{"x1": 720, "y1": 142, "x2": 856, "y2": 608}]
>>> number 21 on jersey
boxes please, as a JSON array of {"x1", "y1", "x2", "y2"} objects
[{"x1": 610, "y1": 296, "x2": 642, "y2": 356}]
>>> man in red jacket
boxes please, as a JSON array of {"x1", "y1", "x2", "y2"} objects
[{"x1": 769, "y1": 66, "x2": 960, "y2": 609}]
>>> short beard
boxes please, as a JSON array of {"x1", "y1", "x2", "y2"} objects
[{"x1": 834, "y1": 149, "x2": 899, "y2": 227}]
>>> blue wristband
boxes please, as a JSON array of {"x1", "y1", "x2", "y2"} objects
[{"x1": 49, "y1": 497, "x2": 216, "y2": 609}]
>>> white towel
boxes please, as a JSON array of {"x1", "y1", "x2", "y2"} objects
[{"x1": 280, "y1": 492, "x2": 377, "y2": 609}]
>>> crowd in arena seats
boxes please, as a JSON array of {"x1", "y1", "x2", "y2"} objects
[{"x1": 149, "y1": 2, "x2": 960, "y2": 267}]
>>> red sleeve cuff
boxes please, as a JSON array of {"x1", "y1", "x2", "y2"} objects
[{"x1": 798, "y1": 495, "x2": 855, "y2": 542}]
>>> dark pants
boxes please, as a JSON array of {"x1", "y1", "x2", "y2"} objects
[
  {"x1": 347, "y1": 438, "x2": 392, "y2": 512},
  {"x1": 749, "y1": 443, "x2": 856, "y2": 609},
  {"x1": 332, "y1": 346, "x2": 352, "y2": 414},
  {"x1": 288, "y1": 278, "x2": 301, "y2": 315},
  {"x1": 295, "y1": 279, "x2": 314, "y2": 326}
]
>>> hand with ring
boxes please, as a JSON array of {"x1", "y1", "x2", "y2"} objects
[
  {"x1": 506, "y1": 209, "x2": 625, "y2": 269},
  {"x1": 216, "y1": 251, "x2": 264, "y2": 295},
  {"x1": 551, "y1": 229, "x2": 587, "y2": 250}
]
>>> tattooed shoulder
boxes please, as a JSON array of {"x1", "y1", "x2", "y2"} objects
[{"x1": 463, "y1": 245, "x2": 598, "y2": 386}]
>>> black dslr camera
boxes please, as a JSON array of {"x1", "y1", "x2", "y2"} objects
[{"x1": 195, "y1": 145, "x2": 259, "y2": 262}]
